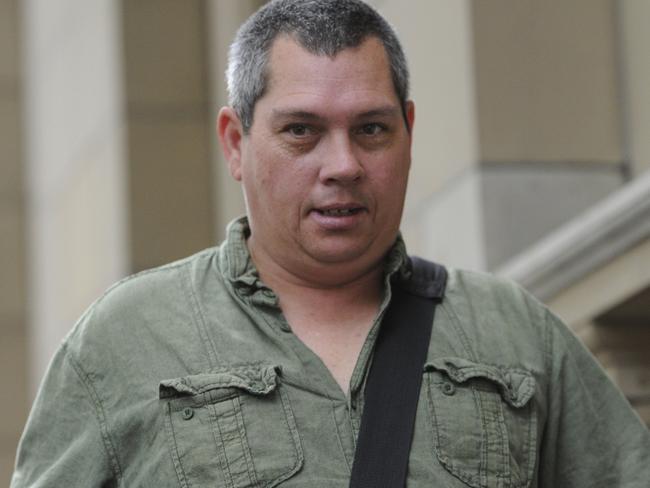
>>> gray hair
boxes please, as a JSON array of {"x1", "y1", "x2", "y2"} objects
[{"x1": 226, "y1": 0, "x2": 410, "y2": 133}]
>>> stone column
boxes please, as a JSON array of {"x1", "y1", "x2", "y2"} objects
[{"x1": 22, "y1": 0, "x2": 129, "y2": 394}]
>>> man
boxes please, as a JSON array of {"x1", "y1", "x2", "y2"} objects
[{"x1": 12, "y1": 0, "x2": 650, "y2": 487}]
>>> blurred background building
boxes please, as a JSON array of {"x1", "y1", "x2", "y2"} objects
[{"x1": 1, "y1": 0, "x2": 649, "y2": 482}]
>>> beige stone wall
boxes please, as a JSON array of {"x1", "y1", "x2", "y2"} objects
[
  {"x1": 121, "y1": 0, "x2": 216, "y2": 271},
  {"x1": 472, "y1": 0, "x2": 622, "y2": 164},
  {"x1": 619, "y1": 0, "x2": 650, "y2": 175},
  {"x1": 0, "y1": 0, "x2": 28, "y2": 482}
]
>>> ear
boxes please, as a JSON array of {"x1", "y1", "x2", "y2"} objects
[
  {"x1": 405, "y1": 100, "x2": 415, "y2": 135},
  {"x1": 217, "y1": 106, "x2": 245, "y2": 181}
]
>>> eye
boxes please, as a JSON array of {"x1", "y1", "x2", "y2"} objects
[
  {"x1": 359, "y1": 123, "x2": 385, "y2": 136},
  {"x1": 285, "y1": 124, "x2": 313, "y2": 137}
]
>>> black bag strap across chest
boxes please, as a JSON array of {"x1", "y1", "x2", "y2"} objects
[{"x1": 349, "y1": 257, "x2": 447, "y2": 488}]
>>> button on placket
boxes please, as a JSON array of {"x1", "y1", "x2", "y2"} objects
[
  {"x1": 182, "y1": 407, "x2": 194, "y2": 420},
  {"x1": 441, "y1": 382, "x2": 456, "y2": 396}
]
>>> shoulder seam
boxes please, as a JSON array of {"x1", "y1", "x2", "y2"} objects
[
  {"x1": 63, "y1": 344, "x2": 124, "y2": 483},
  {"x1": 90, "y1": 249, "x2": 217, "y2": 309}
]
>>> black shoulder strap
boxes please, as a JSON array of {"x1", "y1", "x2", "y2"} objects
[{"x1": 349, "y1": 257, "x2": 447, "y2": 488}]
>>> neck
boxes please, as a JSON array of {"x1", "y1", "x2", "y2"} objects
[{"x1": 247, "y1": 237, "x2": 385, "y2": 310}]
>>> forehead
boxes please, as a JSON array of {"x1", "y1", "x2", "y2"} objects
[{"x1": 258, "y1": 35, "x2": 399, "y2": 115}]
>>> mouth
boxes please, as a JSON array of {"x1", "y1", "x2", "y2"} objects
[
  {"x1": 309, "y1": 203, "x2": 367, "y2": 231},
  {"x1": 315, "y1": 207, "x2": 365, "y2": 217},
  {"x1": 312, "y1": 203, "x2": 366, "y2": 217}
]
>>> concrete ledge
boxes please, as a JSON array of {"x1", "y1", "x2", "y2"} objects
[{"x1": 496, "y1": 170, "x2": 650, "y2": 301}]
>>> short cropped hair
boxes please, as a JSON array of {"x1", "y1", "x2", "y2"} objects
[{"x1": 226, "y1": 0, "x2": 410, "y2": 133}]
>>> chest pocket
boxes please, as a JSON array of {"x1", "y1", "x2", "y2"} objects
[
  {"x1": 159, "y1": 364, "x2": 303, "y2": 488},
  {"x1": 425, "y1": 357, "x2": 537, "y2": 488}
]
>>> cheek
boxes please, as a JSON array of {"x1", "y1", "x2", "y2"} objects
[
  {"x1": 373, "y1": 157, "x2": 410, "y2": 189},
  {"x1": 245, "y1": 161, "x2": 310, "y2": 219},
  {"x1": 390, "y1": 153, "x2": 411, "y2": 190},
  {"x1": 242, "y1": 149, "x2": 276, "y2": 195},
  {"x1": 371, "y1": 160, "x2": 410, "y2": 219}
]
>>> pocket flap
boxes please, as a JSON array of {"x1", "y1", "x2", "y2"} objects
[
  {"x1": 425, "y1": 357, "x2": 535, "y2": 408},
  {"x1": 159, "y1": 363, "x2": 281, "y2": 399}
]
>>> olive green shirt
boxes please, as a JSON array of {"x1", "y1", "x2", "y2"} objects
[{"x1": 12, "y1": 217, "x2": 650, "y2": 487}]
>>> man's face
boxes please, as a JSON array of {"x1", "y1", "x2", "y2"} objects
[{"x1": 223, "y1": 36, "x2": 414, "y2": 279}]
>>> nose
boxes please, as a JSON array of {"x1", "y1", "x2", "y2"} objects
[{"x1": 318, "y1": 133, "x2": 364, "y2": 185}]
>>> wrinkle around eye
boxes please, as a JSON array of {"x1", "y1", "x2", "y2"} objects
[{"x1": 277, "y1": 129, "x2": 319, "y2": 154}]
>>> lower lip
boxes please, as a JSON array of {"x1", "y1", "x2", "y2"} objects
[{"x1": 309, "y1": 209, "x2": 366, "y2": 230}]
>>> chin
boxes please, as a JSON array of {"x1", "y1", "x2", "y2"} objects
[{"x1": 305, "y1": 238, "x2": 381, "y2": 266}]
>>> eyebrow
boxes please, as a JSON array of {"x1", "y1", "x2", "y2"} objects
[
  {"x1": 270, "y1": 109, "x2": 324, "y2": 122},
  {"x1": 356, "y1": 106, "x2": 401, "y2": 119},
  {"x1": 270, "y1": 105, "x2": 401, "y2": 122}
]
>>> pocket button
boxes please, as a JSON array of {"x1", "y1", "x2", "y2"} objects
[
  {"x1": 182, "y1": 407, "x2": 194, "y2": 420},
  {"x1": 441, "y1": 382, "x2": 456, "y2": 396}
]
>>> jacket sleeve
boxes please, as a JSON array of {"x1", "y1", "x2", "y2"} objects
[
  {"x1": 538, "y1": 309, "x2": 650, "y2": 487},
  {"x1": 11, "y1": 343, "x2": 120, "y2": 487}
]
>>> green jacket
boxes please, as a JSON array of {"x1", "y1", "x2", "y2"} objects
[{"x1": 12, "y1": 218, "x2": 650, "y2": 487}]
